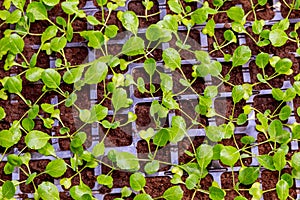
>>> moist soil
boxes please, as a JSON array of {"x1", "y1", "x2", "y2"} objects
[
  {"x1": 178, "y1": 136, "x2": 205, "y2": 164},
  {"x1": 169, "y1": 30, "x2": 201, "y2": 60},
  {"x1": 208, "y1": 28, "x2": 239, "y2": 58},
  {"x1": 221, "y1": 172, "x2": 252, "y2": 199},
  {"x1": 104, "y1": 194, "x2": 135, "y2": 200},
  {"x1": 294, "y1": 96, "x2": 300, "y2": 123},
  {"x1": 172, "y1": 64, "x2": 205, "y2": 95},
  {"x1": 57, "y1": 47, "x2": 89, "y2": 66},
  {"x1": 175, "y1": 99, "x2": 208, "y2": 129},
  {"x1": 144, "y1": 176, "x2": 172, "y2": 199},
  {"x1": 19, "y1": 160, "x2": 54, "y2": 193},
  {"x1": 219, "y1": 134, "x2": 252, "y2": 167},
  {"x1": 207, "y1": 0, "x2": 240, "y2": 23},
  {"x1": 280, "y1": 0, "x2": 300, "y2": 18},
  {"x1": 242, "y1": 0, "x2": 274, "y2": 21},
  {"x1": 17, "y1": 47, "x2": 50, "y2": 69},
  {"x1": 261, "y1": 169, "x2": 297, "y2": 199},
  {"x1": 211, "y1": 63, "x2": 244, "y2": 92},
  {"x1": 181, "y1": 174, "x2": 213, "y2": 200},
  {"x1": 137, "y1": 140, "x2": 171, "y2": 172},
  {"x1": 135, "y1": 103, "x2": 169, "y2": 131},
  {"x1": 128, "y1": 0, "x2": 160, "y2": 28},
  {"x1": 249, "y1": 61, "x2": 285, "y2": 90},
  {"x1": 99, "y1": 115, "x2": 132, "y2": 147},
  {"x1": 97, "y1": 79, "x2": 112, "y2": 110},
  {"x1": 94, "y1": 11, "x2": 125, "y2": 33},
  {"x1": 0, "y1": 162, "x2": 12, "y2": 186},
  {"x1": 214, "y1": 98, "x2": 247, "y2": 126},
  {"x1": 132, "y1": 67, "x2": 163, "y2": 98}
]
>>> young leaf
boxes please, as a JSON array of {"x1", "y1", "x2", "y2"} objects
[
  {"x1": 134, "y1": 194, "x2": 153, "y2": 200},
  {"x1": 276, "y1": 180, "x2": 289, "y2": 200},
  {"x1": 279, "y1": 105, "x2": 291, "y2": 121},
  {"x1": 226, "y1": 6, "x2": 245, "y2": 23},
  {"x1": 63, "y1": 67, "x2": 84, "y2": 84},
  {"x1": 92, "y1": 142, "x2": 105, "y2": 157},
  {"x1": 119, "y1": 11, "x2": 139, "y2": 35},
  {"x1": 269, "y1": 29, "x2": 288, "y2": 47},
  {"x1": 69, "y1": 184, "x2": 92, "y2": 200},
  {"x1": 115, "y1": 151, "x2": 140, "y2": 171},
  {"x1": 45, "y1": 159, "x2": 67, "y2": 178},
  {"x1": 232, "y1": 85, "x2": 244, "y2": 103},
  {"x1": 121, "y1": 36, "x2": 145, "y2": 56},
  {"x1": 163, "y1": 186, "x2": 183, "y2": 200},
  {"x1": 162, "y1": 48, "x2": 181, "y2": 71},
  {"x1": 153, "y1": 128, "x2": 169, "y2": 147},
  {"x1": 97, "y1": 175, "x2": 113, "y2": 188},
  {"x1": 0, "y1": 129, "x2": 21, "y2": 148},
  {"x1": 38, "y1": 182, "x2": 59, "y2": 200},
  {"x1": 291, "y1": 152, "x2": 300, "y2": 171},
  {"x1": 275, "y1": 58, "x2": 292, "y2": 75},
  {"x1": 144, "y1": 160, "x2": 159, "y2": 174},
  {"x1": 144, "y1": 58, "x2": 156, "y2": 76},
  {"x1": 41, "y1": 68, "x2": 61, "y2": 89},
  {"x1": 220, "y1": 146, "x2": 240, "y2": 167},
  {"x1": 26, "y1": 2, "x2": 48, "y2": 20},
  {"x1": 2, "y1": 181, "x2": 15, "y2": 199},
  {"x1": 232, "y1": 46, "x2": 251, "y2": 67},
  {"x1": 9, "y1": 34, "x2": 24, "y2": 54},
  {"x1": 130, "y1": 172, "x2": 146, "y2": 191},
  {"x1": 84, "y1": 62, "x2": 108, "y2": 84},
  {"x1": 112, "y1": 88, "x2": 131, "y2": 112},
  {"x1": 146, "y1": 24, "x2": 163, "y2": 41},
  {"x1": 42, "y1": 0, "x2": 59, "y2": 6},
  {"x1": 25, "y1": 130, "x2": 50, "y2": 150},
  {"x1": 80, "y1": 31, "x2": 104, "y2": 49},
  {"x1": 209, "y1": 186, "x2": 226, "y2": 200},
  {"x1": 273, "y1": 149, "x2": 286, "y2": 171},
  {"x1": 238, "y1": 167, "x2": 259, "y2": 185},
  {"x1": 255, "y1": 52, "x2": 269, "y2": 68},
  {"x1": 50, "y1": 37, "x2": 67, "y2": 52},
  {"x1": 196, "y1": 144, "x2": 213, "y2": 169},
  {"x1": 0, "y1": 106, "x2": 5, "y2": 120},
  {"x1": 3, "y1": 76, "x2": 22, "y2": 93},
  {"x1": 26, "y1": 67, "x2": 44, "y2": 82}
]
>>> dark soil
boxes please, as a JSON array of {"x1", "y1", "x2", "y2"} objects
[
  {"x1": 172, "y1": 64, "x2": 205, "y2": 95},
  {"x1": 169, "y1": 30, "x2": 201, "y2": 60},
  {"x1": 137, "y1": 140, "x2": 171, "y2": 172},
  {"x1": 249, "y1": 61, "x2": 285, "y2": 90},
  {"x1": 280, "y1": 0, "x2": 300, "y2": 18},
  {"x1": 99, "y1": 115, "x2": 132, "y2": 147},
  {"x1": 219, "y1": 134, "x2": 252, "y2": 167},
  {"x1": 207, "y1": 0, "x2": 240, "y2": 23},
  {"x1": 132, "y1": 67, "x2": 162, "y2": 98},
  {"x1": 257, "y1": 133, "x2": 280, "y2": 155},
  {"x1": 17, "y1": 47, "x2": 50, "y2": 69},
  {"x1": 293, "y1": 96, "x2": 300, "y2": 123},
  {"x1": 181, "y1": 174, "x2": 213, "y2": 200},
  {"x1": 144, "y1": 176, "x2": 172, "y2": 199},
  {"x1": 128, "y1": 0, "x2": 160, "y2": 28},
  {"x1": 57, "y1": 47, "x2": 89, "y2": 66},
  {"x1": 94, "y1": 11, "x2": 125, "y2": 33},
  {"x1": 20, "y1": 160, "x2": 53, "y2": 193},
  {"x1": 175, "y1": 99, "x2": 208, "y2": 129},
  {"x1": 178, "y1": 136, "x2": 205, "y2": 164},
  {"x1": 24, "y1": 20, "x2": 50, "y2": 45},
  {"x1": 0, "y1": 162, "x2": 12, "y2": 186},
  {"x1": 61, "y1": 159, "x2": 96, "y2": 190},
  {"x1": 214, "y1": 98, "x2": 247, "y2": 126},
  {"x1": 135, "y1": 103, "x2": 169, "y2": 131},
  {"x1": 104, "y1": 194, "x2": 135, "y2": 200},
  {"x1": 221, "y1": 172, "x2": 252, "y2": 199},
  {"x1": 261, "y1": 169, "x2": 297, "y2": 199},
  {"x1": 211, "y1": 63, "x2": 244, "y2": 92},
  {"x1": 208, "y1": 29, "x2": 239, "y2": 58},
  {"x1": 97, "y1": 79, "x2": 112, "y2": 109},
  {"x1": 242, "y1": 0, "x2": 274, "y2": 21},
  {"x1": 59, "y1": 192, "x2": 73, "y2": 200}
]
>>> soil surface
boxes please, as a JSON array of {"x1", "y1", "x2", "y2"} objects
[
  {"x1": 280, "y1": 0, "x2": 300, "y2": 18},
  {"x1": 178, "y1": 136, "x2": 205, "y2": 164}
]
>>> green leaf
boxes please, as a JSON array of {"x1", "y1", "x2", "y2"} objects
[
  {"x1": 2, "y1": 181, "x2": 15, "y2": 199},
  {"x1": 27, "y1": 2, "x2": 48, "y2": 20},
  {"x1": 80, "y1": 31, "x2": 104, "y2": 49},
  {"x1": 257, "y1": 155, "x2": 276, "y2": 170},
  {"x1": 6, "y1": 9, "x2": 21, "y2": 24},
  {"x1": 163, "y1": 186, "x2": 183, "y2": 200},
  {"x1": 38, "y1": 182, "x2": 59, "y2": 200},
  {"x1": 196, "y1": 144, "x2": 213, "y2": 169},
  {"x1": 276, "y1": 180, "x2": 289, "y2": 200},
  {"x1": 91, "y1": 104, "x2": 108, "y2": 121},
  {"x1": 84, "y1": 62, "x2": 108, "y2": 84},
  {"x1": 92, "y1": 142, "x2": 105, "y2": 157},
  {"x1": 281, "y1": 173, "x2": 293, "y2": 188},
  {"x1": 63, "y1": 67, "x2": 84, "y2": 84},
  {"x1": 185, "y1": 174, "x2": 200, "y2": 190},
  {"x1": 97, "y1": 175, "x2": 113, "y2": 188},
  {"x1": 122, "y1": 36, "x2": 145, "y2": 56},
  {"x1": 146, "y1": 24, "x2": 163, "y2": 41},
  {"x1": 61, "y1": 1, "x2": 79, "y2": 15},
  {"x1": 202, "y1": 19, "x2": 215, "y2": 37},
  {"x1": 112, "y1": 88, "x2": 131, "y2": 112},
  {"x1": 26, "y1": 67, "x2": 44, "y2": 82},
  {"x1": 220, "y1": 146, "x2": 240, "y2": 167},
  {"x1": 50, "y1": 37, "x2": 67, "y2": 52},
  {"x1": 273, "y1": 149, "x2": 286, "y2": 171},
  {"x1": 144, "y1": 160, "x2": 159, "y2": 174},
  {"x1": 162, "y1": 48, "x2": 181, "y2": 71},
  {"x1": 115, "y1": 151, "x2": 140, "y2": 171},
  {"x1": 232, "y1": 85, "x2": 244, "y2": 103},
  {"x1": 134, "y1": 194, "x2": 153, "y2": 200},
  {"x1": 275, "y1": 58, "x2": 292, "y2": 75},
  {"x1": 209, "y1": 186, "x2": 226, "y2": 200},
  {"x1": 168, "y1": 0, "x2": 182, "y2": 13},
  {"x1": 227, "y1": 6, "x2": 245, "y2": 23},
  {"x1": 0, "y1": 129, "x2": 21, "y2": 148},
  {"x1": 26, "y1": 172, "x2": 37, "y2": 185},
  {"x1": 153, "y1": 128, "x2": 169, "y2": 147},
  {"x1": 41, "y1": 26, "x2": 58, "y2": 43},
  {"x1": 238, "y1": 167, "x2": 259, "y2": 185},
  {"x1": 119, "y1": 11, "x2": 139, "y2": 35},
  {"x1": 255, "y1": 52, "x2": 269, "y2": 68},
  {"x1": 252, "y1": 20, "x2": 265, "y2": 34},
  {"x1": 41, "y1": 69, "x2": 61, "y2": 89},
  {"x1": 169, "y1": 116, "x2": 185, "y2": 143},
  {"x1": 194, "y1": 50, "x2": 211, "y2": 64},
  {"x1": 269, "y1": 29, "x2": 288, "y2": 47},
  {"x1": 69, "y1": 184, "x2": 92, "y2": 200},
  {"x1": 25, "y1": 130, "x2": 50, "y2": 150},
  {"x1": 241, "y1": 135, "x2": 255, "y2": 144},
  {"x1": 45, "y1": 159, "x2": 67, "y2": 178},
  {"x1": 279, "y1": 105, "x2": 291, "y2": 121},
  {"x1": 160, "y1": 15, "x2": 178, "y2": 32},
  {"x1": 0, "y1": 106, "x2": 5, "y2": 120},
  {"x1": 3, "y1": 76, "x2": 22, "y2": 93},
  {"x1": 144, "y1": 58, "x2": 156, "y2": 76},
  {"x1": 205, "y1": 125, "x2": 224, "y2": 142},
  {"x1": 42, "y1": 0, "x2": 59, "y2": 6},
  {"x1": 105, "y1": 25, "x2": 118, "y2": 38},
  {"x1": 291, "y1": 152, "x2": 300, "y2": 171},
  {"x1": 232, "y1": 46, "x2": 251, "y2": 67},
  {"x1": 130, "y1": 172, "x2": 146, "y2": 191},
  {"x1": 9, "y1": 34, "x2": 24, "y2": 54}
]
